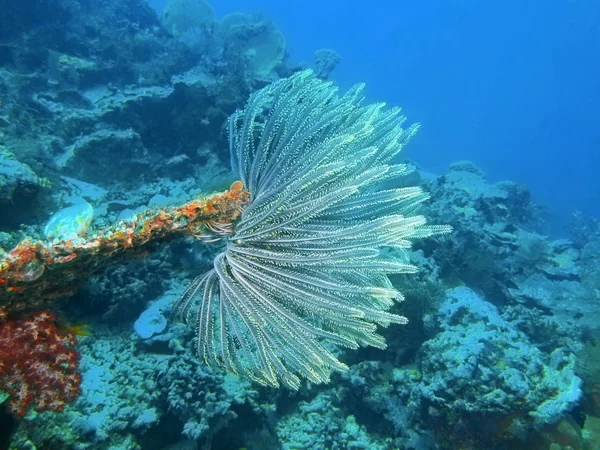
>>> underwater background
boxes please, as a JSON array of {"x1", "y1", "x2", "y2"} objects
[
  {"x1": 179, "y1": 0, "x2": 600, "y2": 231},
  {"x1": 0, "y1": 0, "x2": 599, "y2": 449}
]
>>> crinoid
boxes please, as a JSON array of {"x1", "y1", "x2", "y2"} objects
[{"x1": 173, "y1": 70, "x2": 451, "y2": 389}]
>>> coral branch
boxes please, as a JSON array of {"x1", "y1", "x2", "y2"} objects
[{"x1": 0, "y1": 182, "x2": 249, "y2": 314}]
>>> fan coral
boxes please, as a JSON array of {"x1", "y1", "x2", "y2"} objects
[
  {"x1": 174, "y1": 70, "x2": 451, "y2": 389},
  {"x1": 0, "y1": 311, "x2": 81, "y2": 416}
]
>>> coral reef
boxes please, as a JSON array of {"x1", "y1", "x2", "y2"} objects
[
  {"x1": 0, "y1": 147, "x2": 41, "y2": 203},
  {"x1": 0, "y1": 0, "x2": 599, "y2": 449},
  {"x1": 217, "y1": 13, "x2": 286, "y2": 80},
  {"x1": 0, "y1": 311, "x2": 81, "y2": 417},
  {"x1": 314, "y1": 48, "x2": 342, "y2": 80},
  {"x1": 420, "y1": 287, "x2": 582, "y2": 431}
]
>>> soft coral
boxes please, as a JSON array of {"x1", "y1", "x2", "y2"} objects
[{"x1": 0, "y1": 310, "x2": 81, "y2": 417}]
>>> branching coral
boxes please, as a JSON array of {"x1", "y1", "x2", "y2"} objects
[{"x1": 173, "y1": 70, "x2": 451, "y2": 389}]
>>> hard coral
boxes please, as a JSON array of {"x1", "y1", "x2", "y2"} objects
[{"x1": 0, "y1": 311, "x2": 81, "y2": 417}]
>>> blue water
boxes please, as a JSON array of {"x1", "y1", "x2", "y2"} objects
[{"x1": 152, "y1": 0, "x2": 600, "y2": 231}]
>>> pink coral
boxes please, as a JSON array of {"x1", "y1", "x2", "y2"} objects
[{"x1": 0, "y1": 311, "x2": 81, "y2": 417}]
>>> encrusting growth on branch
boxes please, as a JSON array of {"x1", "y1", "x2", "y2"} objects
[{"x1": 0, "y1": 181, "x2": 249, "y2": 315}]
